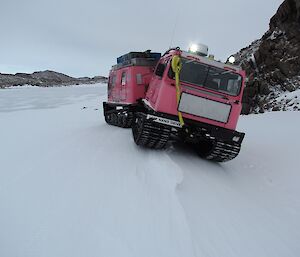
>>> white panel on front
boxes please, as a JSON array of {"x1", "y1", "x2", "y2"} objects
[{"x1": 178, "y1": 93, "x2": 231, "y2": 123}]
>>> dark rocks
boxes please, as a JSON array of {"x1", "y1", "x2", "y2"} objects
[
  {"x1": 234, "y1": 0, "x2": 300, "y2": 114},
  {"x1": 0, "y1": 70, "x2": 108, "y2": 88},
  {"x1": 259, "y1": 82, "x2": 270, "y2": 95},
  {"x1": 272, "y1": 106, "x2": 281, "y2": 111},
  {"x1": 270, "y1": 0, "x2": 300, "y2": 30},
  {"x1": 285, "y1": 84, "x2": 296, "y2": 92}
]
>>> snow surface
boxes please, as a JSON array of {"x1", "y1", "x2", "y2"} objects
[{"x1": 0, "y1": 84, "x2": 299, "y2": 257}]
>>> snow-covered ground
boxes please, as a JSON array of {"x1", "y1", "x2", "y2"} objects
[
  {"x1": 272, "y1": 88, "x2": 300, "y2": 111},
  {"x1": 0, "y1": 84, "x2": 299, "y2": 257}
]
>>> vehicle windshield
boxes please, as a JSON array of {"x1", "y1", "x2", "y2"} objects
[{"x1": 173, "y1": 58, "x2": 242, "y2": 96}]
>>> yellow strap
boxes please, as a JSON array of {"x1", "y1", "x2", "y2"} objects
[{"x1": 171, "y1": 55, "x2": 184, "y2": 126}]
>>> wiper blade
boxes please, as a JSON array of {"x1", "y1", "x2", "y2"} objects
[{"x1": 210, "y1": 70, "x2": 233, "y2": 76}]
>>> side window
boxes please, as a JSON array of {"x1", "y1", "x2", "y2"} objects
[
  {"x1": 121, "y1": 72, "x2": 126, "y2": 85},
  {"x1": 112, "y1": 74, "x2": 116, "y2": 87},
  {"x1": 109, "y1": 74, "x2": 116, "y2": 88},
  {"x1": 212, "y1": 78, "x2": 221, "y2": 87},
  {"x1": 136, "y1": 74, "x2": 143, "y2": 85},
  {"x1": 155, "y1": 63, "x2": 166, "y2": 77},
  {"x1": 108, "y1": 74, "x2": 116, "y2": 96},
  {"x1": 227, "y1": 78, "x2": 239, "y2": 95}
]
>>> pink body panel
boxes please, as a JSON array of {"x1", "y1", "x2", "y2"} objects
[
  {"x1": 108, "y1": 49, "x2": 246, "y2": 131},
  {"x1": 145, "y1": 50, "x2": 246, "y2": 130},
  {"x1": 108, "y1": 66, "x2": 153, "y2": 104}
]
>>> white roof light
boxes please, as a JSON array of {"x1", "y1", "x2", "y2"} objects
[
  {"x1": 228, "y1": 56, "x2": 236, "y2": 64},
  {"x1": 188, "y1": 43, "x2": 208, "y2": 57},
  {"x1": 189, "y1": 44, "x2": 199, "y2": 53}
]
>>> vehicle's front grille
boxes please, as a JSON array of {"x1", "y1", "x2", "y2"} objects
[{"x1": 178, "y1": 93, "x2": 231, "y2": 123}]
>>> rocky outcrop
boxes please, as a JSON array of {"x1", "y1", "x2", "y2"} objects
[
  {"x1": 234, "y1": 0, "x2": 300, "y2": 114},
  {"x1": 0, "y1": 70, "x2": 107, "y2": 88}
]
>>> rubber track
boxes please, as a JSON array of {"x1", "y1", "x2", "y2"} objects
[
  {"x1": 105, "y1": 110, "x2": 133, "y2": 128},
  {"x1": 133, "y1": 114, "x2": 170, "y2": 149},
  {"x1": 204, "y1": 141, "x2": 241, "y2": 162}
]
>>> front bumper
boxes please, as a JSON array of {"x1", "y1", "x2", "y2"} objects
[{"x1": 143, "y1": 110, "x2": 245, "y2": 145}]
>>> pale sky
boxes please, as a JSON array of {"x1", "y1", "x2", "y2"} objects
[{"x1": 0, "y1": 0, "x2": 283, "y2": 77}]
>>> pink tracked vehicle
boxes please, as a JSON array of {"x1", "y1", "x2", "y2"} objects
[{"x1": 103, "y1": 45, "x2": 246, "y2": 162}]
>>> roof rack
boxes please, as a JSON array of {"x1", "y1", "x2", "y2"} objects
[
  {"x1": 117, "y1": 51, "x2": 161, "y2": 64},
  {"x1": 112, "y1": 51, "x2": 161, "y2": 70}
]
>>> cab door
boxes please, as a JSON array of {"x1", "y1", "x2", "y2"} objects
[
  {"x1": 146, "y1": 59, "x2": 167, "y2": 106},
  {"x1": 120, "y1": 71, "x2": 127, "y2": 102}
]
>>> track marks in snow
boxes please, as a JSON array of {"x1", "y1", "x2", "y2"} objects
[{"x1": 1, "y1": 85, "x2": 300, "y2": 257}]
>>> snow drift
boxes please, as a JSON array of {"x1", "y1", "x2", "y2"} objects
[{"x1": 0, "y1": 84, "x2": 299, "y2": 257}]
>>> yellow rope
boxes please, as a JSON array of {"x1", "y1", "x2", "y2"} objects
[{"x1": 171, "y1": 55, "x2": 184, "y2": 127}]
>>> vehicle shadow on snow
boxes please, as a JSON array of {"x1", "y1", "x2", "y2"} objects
[
  {"x1": 98, "y1": 123, "x2": 228, "y2": 176},
  {"x1": 165, "y1": 142, "x2": 234, "y2": 192},
  {"x1": 166, "y1": 141, "x2": 227, "y2": 171}
]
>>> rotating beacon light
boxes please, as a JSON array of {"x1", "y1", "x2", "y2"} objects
[{"x1": 188, "y1": 43, "x2": 208, "y2": 57}]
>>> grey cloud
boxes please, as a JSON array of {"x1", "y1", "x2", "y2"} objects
[{"x1": 0, "y1": 0, "x2": 283, "y2": 77}]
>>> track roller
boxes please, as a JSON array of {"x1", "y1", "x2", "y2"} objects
[
  {"x1": 195, "y1": 140, "x2": 241, "y2": 162},
  {"x1": 132, "y1": 112, "x2": 171, "y2": 149},
  {"x1": 104, "y1": 108, "x2": 133, "y2": 128}
]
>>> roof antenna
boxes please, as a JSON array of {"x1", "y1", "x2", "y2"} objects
[{"x1": 169, "y1": 4, "x2": 180, "y2": 49}]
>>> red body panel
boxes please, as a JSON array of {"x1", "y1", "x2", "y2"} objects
[
  {"x1": 108, "y1": 49, "x2": 246, "y2": 131},
  {"x1": 144, "y1": 50, "x2": 245, "y2": 130},
  {"x1": 108, "y1": 66, "x2": 153, "y2": 104}
]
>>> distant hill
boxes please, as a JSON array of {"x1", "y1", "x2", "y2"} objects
[
  {"x1": 0, "y1": 70, "x2": 107, "y2": 88},
  {"x1": 234, "y1": 0, "x2": 300, "y2": 114}
]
